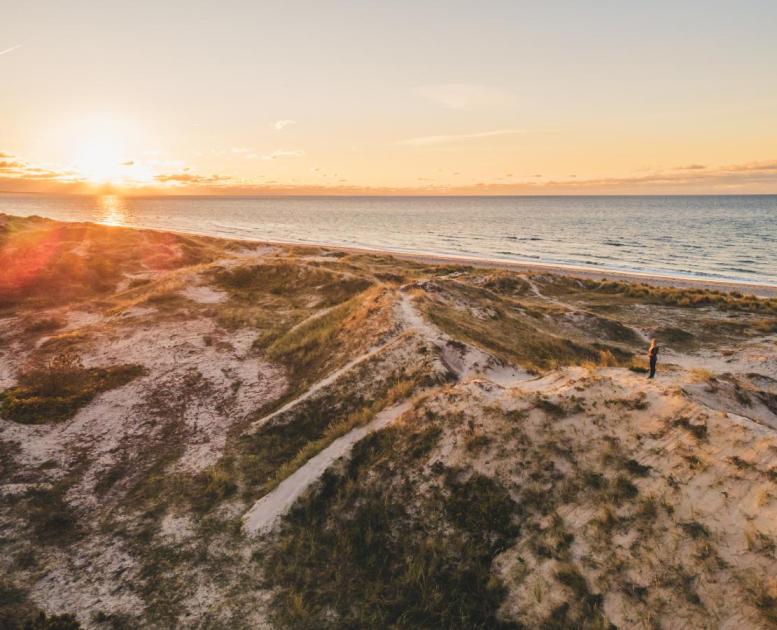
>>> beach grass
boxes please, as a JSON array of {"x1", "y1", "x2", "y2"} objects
[{"x1": 1, "y1": 351, "x2": 145, "y2": 424}]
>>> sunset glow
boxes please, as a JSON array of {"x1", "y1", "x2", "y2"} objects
[
  {"x1": 73, "y1": 135, "x2": 124, "y2": 185},
  {"x1": 96, "y1": 194, "x2": 127, "y2": 226},
  {"x1": 2, "y1": 4, "x2": 777, "y2": 626},
  {"x1": 1, "y1": 1, "x2": 776, "y2": 196}
]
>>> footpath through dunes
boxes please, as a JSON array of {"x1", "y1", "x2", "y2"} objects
[
  {"x1": 242, "y1": 399, "x2": 414, "y2": 535},
  {"x1": 3, "y1": 215, "x2": 777, "y2": 629},
  {"x1": 241, "y1": 288, "x2": 533, "y2": 536},
  {"x1": 261, "y1": 362, "x2": 777, "y2": 629}
]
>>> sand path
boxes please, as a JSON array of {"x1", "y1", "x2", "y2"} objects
[
  {"x1": 242, "y1": 399, "x2": 413, "y2": 536},
  {"x1": 248, "y1": 286, "x2": 486, "y2": 433},
  {"x1": 248, "y1": 333, "x2": 405, "y2": 431},
  {"x1": 242, "y1": 290, "x2": 535, "y2": 537},
  {"x1": 399, "y1": 289, "x2": 531, "y2": 384}
]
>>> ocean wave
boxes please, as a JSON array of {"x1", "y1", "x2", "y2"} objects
[
  {"x1": 2, "y1": 193, "x2": 776, "y2": 286},
  {"x1": 724, "y1": 267, "x2": 756, "y2": 275}
]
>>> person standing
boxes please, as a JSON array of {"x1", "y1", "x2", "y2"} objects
[{"x1": 648, "y1": 338, "x2": 659, "y2": 378}]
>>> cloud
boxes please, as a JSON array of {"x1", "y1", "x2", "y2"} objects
[
  {"x1": 728, "y1": 161, "x2": 777, "y2": 172},
  {"x1": 399, "y1": 129, "x2": 527, "y2": 147},
  {"x1": 415, "y1": 83, "x2": 511, "y2": 110},
  {"x1": 154, "y1": 172, "x2": 231, "y2": 184},
  {"x1": 0, "y1": 160, "x2": 26, "y2": 170},
  {"x1": 0, "y1": 152, "x2": 80, "y2": 192},
  {"x1": 1, "y1": 146, "x2": 775, "y2": 196},
  {"x1": 675, "y1": 164, "x2": 706, "y2": 170},
  {"x1": 455, "y1": 160, "x2": 777, "y2": 194},
  {"x1": 0, "y1": 44, "x2": 22, "y2": 57},
  {"x1": 274, "y1": 120, "x2": 296, "y2": 131},
  {"x1": 0, "y1": 155, "x2": 72, "y2": 181},
  {"x1": 262, "y1": 149, "x2": 305, "y2": 160}
]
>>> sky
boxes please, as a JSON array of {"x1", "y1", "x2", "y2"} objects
[{"x1": 1, "y1": 0, "x2": 776, "y2": 195}]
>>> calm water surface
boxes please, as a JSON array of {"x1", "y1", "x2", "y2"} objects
[{"x1": 1, "y1": 194, "x2": 776, "y2": 285}]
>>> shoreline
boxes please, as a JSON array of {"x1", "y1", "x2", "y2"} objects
[
  {"x1": 303, "y1": 243, "x2": 777, "y2": 298},
  {"x1": 8, "y1": 212, "x2": 777, "y2": 297},
  {"x1": 143, "y1": 222, "x2": 777, "y2": 298}
]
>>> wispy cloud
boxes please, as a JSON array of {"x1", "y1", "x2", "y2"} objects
[
  {"x1": 0, "y1": 151, "x2": 73, "y2": 181},
  {"x1": 0, "y1": 160, "x2": 26, "y2": 170},
  {"x1": 728, "y1": 161, "x2": 777, "y2": 172},
  {"x1": 274, "y1": 120, "x2": 296, "y2": 131},
  {"x1": 2, "y1": 147, "x2": 776, "y2": 196},
  {"x1": 675, "y1": 164, "x2": 706, "y2": 170},
  {"x1": 154, "y1": 172, "x2": 231, "y2": 184},
  {"x1": 399, "y1": 129, "x2": 528, "y2": 147},
  {"x1": 0, "y1": 44, "x2": 22, "y2": 57},
  {"x1": 415, "y1": 83, "x2": 511, "y2": 110},
  {"x1": 262, "y1": 149, "x2": 305, "y2": 160}
]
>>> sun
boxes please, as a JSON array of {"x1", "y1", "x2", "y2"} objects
[
  {"x1": 74, "y1": 133, "x2": 125, "y2": 184},
  {"x1": 69, "y1": 117, "x2": 141, "y2": 185}
]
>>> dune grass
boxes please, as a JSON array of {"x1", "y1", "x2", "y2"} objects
[
  {"x1": 266, "y1": 298, "x2": 358, "y2": 372},
  {"x1": 264, "y1": 424, "x2": 522, "y2": 629},
  {"x1": 1, "y1": 352, "x2": 145, "y2": 424},
  {"x1": 0, "y1": 579, "x2": 80, "y2": 629},
  {"x1": 542, "y1": 276, "x2": 777, "y2": 314},
  {"x1": 424, "y1": 298, "x2": 624, "y2": 371},
  {"x1": 237, "y1": 372, "x2": 416, "y2": 501},
  {"x1": 259, "y1": 379, "x2": 415, "y2": 497},
  {"x1": 265, "y1": 285, "x2": 391, "y2": 389},
  {"x1": 214, "y1": 261, "x2": 372, "y2": 307},
  {"x1": 23, "y1": 316, "x2": 66, "y2": 334},
  {"x1": 0, "y1": 215, "x2": 220, "y2": 310}
]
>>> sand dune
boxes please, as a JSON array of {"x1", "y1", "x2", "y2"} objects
[{"x1": 1, "y1": 214, "x2": 776, "y2": 628}]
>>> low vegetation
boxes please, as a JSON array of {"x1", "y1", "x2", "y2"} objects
[
  {"x1": 2, "y1": 215, "x2": 776, "y2": 628},
  {"x1": 265, "y1": 421, "x2": 522, "y2": 629},
  {"x1": 1, "y1": 351, "x2": 144, "y2": 424},
  {"x1": 423, "y1": 296, "x2": 627, "y2": 371},
  {"x1": 540, "y1": 275, "x2": 777, "y2": 314},
  {"x1": 0, "y1": 215, "x2": 218, "y2": 310},
  {"x1": 214, "y1": 261, "x2": 372, "y2": 307},
  {"x1": 265, "y1": 285, "x2": 393, "y2": 390},
  {"x1": 0, "y1": 578, "x2": 80, "y2": 629},
  {"x1": 237, "y1": 354, "x2": 422, "y2": 503}
]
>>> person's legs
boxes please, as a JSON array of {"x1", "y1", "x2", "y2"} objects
[{"x1": 649, "y1": 359, "x2": 656, "y2": 378}]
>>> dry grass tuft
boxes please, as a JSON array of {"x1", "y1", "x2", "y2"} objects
[{"x1": 1, "y1": 351, "x2": 145, "y2": 424}]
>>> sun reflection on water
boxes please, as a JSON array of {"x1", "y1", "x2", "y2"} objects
[{"x1": 97, "y1": 195, "x2": 127, "y2": 226}]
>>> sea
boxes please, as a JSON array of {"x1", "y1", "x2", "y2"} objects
[{"x1": 1, "y1": 194, "x2": 776, "y2": 286}]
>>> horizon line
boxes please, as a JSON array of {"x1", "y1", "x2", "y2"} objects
[{"x1": 2, "y1": 190, "x2": 777, "y2": 199}]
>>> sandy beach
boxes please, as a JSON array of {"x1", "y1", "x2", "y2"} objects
[{"x1": 289, "y1": 241, "x2": 777, "y2": 298}]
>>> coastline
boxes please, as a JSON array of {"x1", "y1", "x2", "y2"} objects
[
  {"x1": 3, "y1": 212, "x2": 777, "y2": 628},
  {"x1": 305, "y1": 243, "x2": 777, "y2": 298},
  {"x1": 5, "y1": 211, "x2": 777, "y2": 297},
  {"x1": 112, "y1": 220, "x2": 777, "y2": 298}
]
